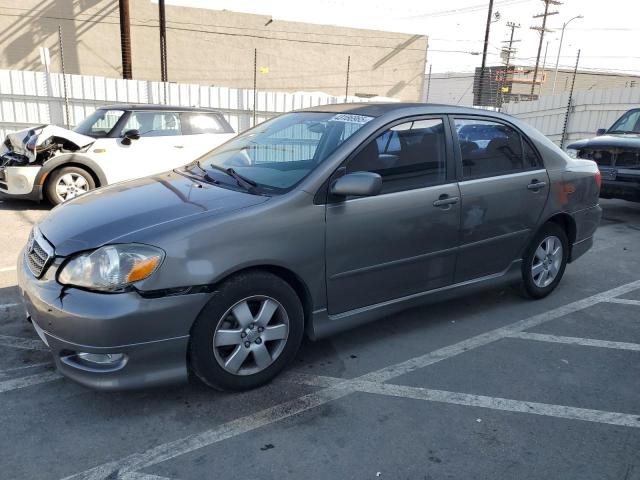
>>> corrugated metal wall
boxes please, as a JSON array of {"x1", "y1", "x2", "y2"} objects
[
  {"x1": 503, "y1": 87, "x2": 640, "y2": 145},
  {"x1": 0, "y1": 69, "x2": 384, "y2": 138}
]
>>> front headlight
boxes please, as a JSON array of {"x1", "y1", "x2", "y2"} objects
[
  {"x1": 58, "y1": 244, "x2": 164, "y2": 292},
  {"x1": 565, "y1": 148, "x2": 578, "y2": 159}
]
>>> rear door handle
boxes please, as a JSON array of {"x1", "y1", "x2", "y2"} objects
[
  {"x1": 527, "y1": 180, "x2": 547, "y2": 190},
  {"x1": 433, "y1": 195, "x2": 460, "y2": 208},
  {"x1": 173, "y1": 145, "x2": 184, "y2": 149}
]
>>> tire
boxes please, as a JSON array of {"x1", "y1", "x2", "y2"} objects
[
  {"x1": 189, "y1": 271, "x2": 304, "y2": 391},
  {"x1": 45, "y1": 166, "x2": 95, "y2": 205},
  {"x1": 519, "y1": 222, "x2": 569, "y2": 299}
]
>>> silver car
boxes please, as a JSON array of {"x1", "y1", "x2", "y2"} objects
[{"x1": 17, "y1": 103, "x2": 602, "y2": 391}]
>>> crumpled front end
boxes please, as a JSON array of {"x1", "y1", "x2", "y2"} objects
[{"x1": 0, "y1": 125, "x2": 94, "y2": 200}]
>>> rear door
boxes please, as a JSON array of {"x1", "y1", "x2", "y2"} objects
[
  {"x1": 325, "y1": 116, "x2": 461, "y2": 314},
  {"x1": 179, "y1": 112, "x2": 236, "y2": 159},
  {"x1": 452, "y1": 117, "x2": 550, "y2": 282}
]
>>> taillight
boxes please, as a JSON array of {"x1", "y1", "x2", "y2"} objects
[{"x1": 594, "y1": 169, "x2": 602, "y2": 188}]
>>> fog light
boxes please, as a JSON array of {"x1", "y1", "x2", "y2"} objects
[{"x1": 77, "y1": 352, "x2": 125, "y2": 365}]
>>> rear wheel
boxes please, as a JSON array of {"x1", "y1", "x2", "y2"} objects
[
  {"x1": 519, "y1": 222, "x2": 569, "y2": 299},
  {"x1": 45, "y1": 166, "x2": 95, "y2": 205},
  {"x1": 189, "y1": 271, "x2": 304, "y2": 391}
]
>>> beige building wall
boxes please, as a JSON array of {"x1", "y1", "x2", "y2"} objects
[{"x1": 0, "y1": 1, "x2": 427, "y2": 101}]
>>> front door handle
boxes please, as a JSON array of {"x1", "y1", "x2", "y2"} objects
[
  {"x1": 433, "y1": 195, "x2": 460, "y2": 208},
  {"x1": 173, "y1": 145, "x2": 184, "y2": 149},
  {"x1": 527, "y1": 180, "x2": 547, "y2": 190}
]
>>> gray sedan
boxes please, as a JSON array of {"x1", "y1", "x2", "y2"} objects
[{"x1": 17, "y1": 103, "x2": 602, "y2": 391}]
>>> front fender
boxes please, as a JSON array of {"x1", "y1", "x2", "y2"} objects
[{"x1": 36, "y1": 153, "x2": 108, "y2": 187}]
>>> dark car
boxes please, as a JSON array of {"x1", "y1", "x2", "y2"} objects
[
  {"x1": 17, "y1": 103, "x2": 602, "y2": 392},
  {"x1": 566, "y1": 108, "x2": 640, "y2": 202}
]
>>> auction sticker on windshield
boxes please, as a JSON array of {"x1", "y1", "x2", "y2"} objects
[{"x1": 329, "y1": 114, "x2": 374, "y2": 124}]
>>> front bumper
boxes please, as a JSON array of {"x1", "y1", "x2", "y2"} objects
[
  {"x1": 600, "y1": 178, "x2": 640, "y2": 203},
  {"x1": 0, "y1": 165, "x2": 43, "y2": 201},
  {"x1": 17, "y1": 249, "x2": 211, "y2": 391}
]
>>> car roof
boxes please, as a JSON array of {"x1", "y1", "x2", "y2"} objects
[
  {"x1": 97, "y1": 104, "x2": 224, "y2": 113},
  {"x1": 300, "y1": 102, "x2": 507, "y2": 119}
]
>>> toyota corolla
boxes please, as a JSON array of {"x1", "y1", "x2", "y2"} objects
[{"x1": 17, "y1": 103, "x2": 602, "y2": 391}]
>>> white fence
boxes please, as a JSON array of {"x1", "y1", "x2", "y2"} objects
[
  {"x1": 0, "y1": 69, "x2": 382, "y2": 138},
  {"x1": 503, "y1": 87, "x2": 640, "y2": 146}
]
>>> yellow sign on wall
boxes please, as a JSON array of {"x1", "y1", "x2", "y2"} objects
[{"x1": 259, "y1": 67, "x2": 269, "y2": 74}]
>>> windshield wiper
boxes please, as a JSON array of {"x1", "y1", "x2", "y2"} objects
[
  {"x1": 607, "y1": 130, "x2": 639, "y2": 135},
  {"x1": 206, "y1": 164, "x2": 259, "y2": 193},
  {"x1": 190, "y1": 161, "x2": 220, "y2": 185}
]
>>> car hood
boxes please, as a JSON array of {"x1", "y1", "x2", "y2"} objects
[
  {"x1": 567, "y1": 134, "x2": 640, "y2": 151},
  {"x1": 38, "y1": 171, "x2": 269, "y2": 256}
]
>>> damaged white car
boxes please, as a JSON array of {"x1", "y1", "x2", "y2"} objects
[{"x1": 0, "y1": 104, "x2": 236, "y2": 205}]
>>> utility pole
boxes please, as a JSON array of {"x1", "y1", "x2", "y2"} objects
[
  {"x1": 498, "y1": 21, "x2": 520, "y2": 110},
  {"x1": 58, "y1": 26, "x2": 70, "y2": 129},
  {"x1": 344, "y1": 55, "x2": 351, "y2": 102},
  {"x1": 539, "y1": 40, "x2": 550, "y2": 95},
  {"x1": 425, "y1": 64, "x2": 432, "y2": 102},
  {"x1": 479, "y1": 0, "x2": 494, "y2": 105},
  {"x1": 530, "y1": 0, "x2": 560, "y2": 97},
  {"x1": 118, "y1": 0, "x2": 132, "y2": 79},
  {"x1": 560, "y1": 49, "x2": 580, "y2": 149},
  {"x1": 159, "y1": 0, "x2": 168, "y2": 83},
  {"x1": 253, "y1": 48, "x2": 257, "y2": 126}
]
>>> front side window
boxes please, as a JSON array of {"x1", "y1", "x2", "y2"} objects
[
  {"x1": 455, "y1": 119, "x2": 529, "y2": 179},
  {"x1": 73, "y1": 109, "x2": 124, "y2": 138},
  {"x1": 120, "y1": 111, "x2": 181, "y2": 137},
  {"x1": 199, "y1": 112, "x2": 373, "y2": 193},
  {"x1": 347, "y1": 118, "x2": 447, "y2": 194}
]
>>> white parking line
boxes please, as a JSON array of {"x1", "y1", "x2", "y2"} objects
[
  {"x1": 0, "y1": 334, "x2": 48, "y2": 351},
  {"x1": 353, "y1": 381, "x2": 640, "y2": 429},
  {"x1": 508, "y1": 332, "x2": 640, "y2": 351},
  {"x1": 0, "y1": 361, "x2": 51, "y2": 377},
  {"x1": 0, "y1": 371, "x2": 62, "y2": 393},
  {"x1": 61, "y1": 278, "x2": 640, "y2": 480},
  {"x1": 0, "y1": 266, "x2": 17, "y2": 273},
  {"x1": 605, "y1": 298, "x2": 640, "y2": 307},
  {"x1": 0, "y1": 302, "x2": 20, "y2": 309}
]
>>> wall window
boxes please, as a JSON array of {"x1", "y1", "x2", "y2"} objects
[
  {"x1": 347, "y1": 118, "x2": 447, "y2": 193},
  {"x1": 121, "y1": 111, "x2": 181, "y2": 137},
  {"x1": 455, "y1": 119, "x2": 533, "y2": 179}
]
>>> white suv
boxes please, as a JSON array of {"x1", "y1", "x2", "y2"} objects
[{"x1": 0, "y1": 105, "x2": 236, "y2": 205}]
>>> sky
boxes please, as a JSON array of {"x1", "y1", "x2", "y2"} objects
[{"x1": 165, "y1": 0, "x2": 639, "y2": 75}]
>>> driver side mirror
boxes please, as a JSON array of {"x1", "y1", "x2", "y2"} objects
[
  {"x1": 121, "y1": 129, "x2": 140, "y2": 145},
  {"x1": 330, "y1": 172, "x2": 382, "y2": 198},
  {"x1": 596, "y1": 128, "x2": 607, "y2": 136}
]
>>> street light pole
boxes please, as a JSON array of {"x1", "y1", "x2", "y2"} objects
[{"x1": 552, "y1": 14, "x2": 583, "y2": 95}]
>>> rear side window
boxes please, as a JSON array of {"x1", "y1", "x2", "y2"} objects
[
  {"x1": 181, "y1": 113, "x2": 226, "y2": 134},
  {"x1": 347, "y1": 118, "x2": 447, "y2": 194},
  {"x1": 455, "y1": 119, "x2": 539, "y2": 179}
]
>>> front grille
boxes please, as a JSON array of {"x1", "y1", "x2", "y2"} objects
[
  {"x1": 25, "y1": 228, "x2": 54, "y2": 278},
  {"x1": 583, "y1": 150, "x2": 613, "y2": 166},
  {"x1": 615, "y1": 151, "x2": 640, "y2": 168}
]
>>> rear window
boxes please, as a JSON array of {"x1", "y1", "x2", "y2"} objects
[{"x1": 181, "y1": 113, "x2": 232, "y2": 134}]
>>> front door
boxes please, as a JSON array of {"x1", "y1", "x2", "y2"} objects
[
  {"x1": 452, "y1": 117, "x2": 550, "y2": 282},
  {"x1": 95, "y1": 110, "x2": 193, "y2": 184},
  {"x1": 325, "y1": 117, "x2": 461, "y2": 314}
]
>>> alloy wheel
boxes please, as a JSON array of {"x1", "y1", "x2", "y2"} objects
[
  {"x1": 531, "y1": 235, "x2": 563, "y2": 288},
  {"x1": 56, "y1": 173, "x2": 90, "y2": 202},
  {"x1": 212, "y1": 296, "x2": 289, "y2": 376}
]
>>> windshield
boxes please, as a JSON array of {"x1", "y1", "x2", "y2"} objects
[
  {"x1": 74, "y1": 109, "x2": 125, "y2": 138},
  {"x1": 608, "y1": 109, "x2": 640, "y2": 134},
  {"x1": 198, "y1": 112, "x2": 374, "y2": 193}
]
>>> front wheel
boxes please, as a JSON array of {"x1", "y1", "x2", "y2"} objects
[
  {"x1": 519, "y1": 222, "x2": 569, "y2": 299},
  {"x1": 189, "y1": 271, "x2": 304, "y2": 391},
  {"x1": 45, "y1": 166, "x2": 95, "y2": 205}
]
